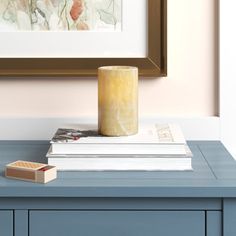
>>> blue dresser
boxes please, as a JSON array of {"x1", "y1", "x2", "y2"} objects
[{"x1": 0, "y1": 141, "x2": 236, "y2": 236}]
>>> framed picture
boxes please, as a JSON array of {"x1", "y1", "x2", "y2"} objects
[{"x1": 0, "y1": 0, "x2": 167, "y2": 77}]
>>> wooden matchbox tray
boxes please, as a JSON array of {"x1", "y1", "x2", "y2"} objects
[{"x1": 5, "y1": 160, "x2": 57, "y2": 184}]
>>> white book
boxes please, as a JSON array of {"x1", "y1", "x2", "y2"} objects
[
  {"x1": 50, "y1": 124, "x2": 187, "y2": 155},
  {"x1": 46, "y1": 146, "x2": 193, "y2": 171},
  {"x1": 47, "y1": 145, "x2": 193, "y2": 158},
  {"x1": 48, "y1": 158, "x2": 192, "y2": 171}
]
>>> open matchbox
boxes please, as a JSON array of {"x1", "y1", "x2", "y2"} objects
[{"x1": 5, "y1": 160, "x2": 57, "y2": 183}]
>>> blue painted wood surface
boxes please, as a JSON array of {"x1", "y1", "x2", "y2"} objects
[
  {"x1": 14, "y1": 210, "x2": 28, "y2": 236},
  {"x1": 0, "y1": 141, "x2": 235, "y2": 236},
  {"x1": 0, "y1": 198, "x2": 222, "y2": 210},
  {"x1": 0, "y1": 141, "x2": 236, "y2": 197},
  {"x1": 207, "y1": 211, "x2": 222, "y2": 236},
  {"x1": 30, "y1": 211, "x2": 205, "y2": 236},
  {"x1": 0, "y1": 211, "x2": 13, "y2": 236},
  {"x1": 223, "y1": 199, "x2": 236, "y2": 236}
]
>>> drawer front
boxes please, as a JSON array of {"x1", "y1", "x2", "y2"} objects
[
  {"x1": 30, "y1": 211, "x2": 205, "y2": 236},
  {"x1": 0, "y1": 211, "x2": 13, "y2": 236}
]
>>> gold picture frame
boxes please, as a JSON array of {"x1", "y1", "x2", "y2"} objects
[{"x1": 0, "y1": 0, "x2": 167, "y2": 77}]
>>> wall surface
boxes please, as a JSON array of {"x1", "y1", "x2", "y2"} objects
[
  {"x1": 0, "y1": 0, "x2": 217, "y2": 118},
  {"x1": 220, "y1": 0, "x2": 236, "y2": 158}
]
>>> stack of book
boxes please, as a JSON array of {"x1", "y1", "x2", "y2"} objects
[{"x1": 46, "y1": 124, "x2": 192, "y2": 171}]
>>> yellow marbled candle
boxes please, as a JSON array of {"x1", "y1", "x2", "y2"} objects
[{"x1": 98, "y1": 66, "x2": 138, "y2": 136}]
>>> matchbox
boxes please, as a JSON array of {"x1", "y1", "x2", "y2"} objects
[{"x1": 5, "y1": 160, "x2": 57, "y2": 183}]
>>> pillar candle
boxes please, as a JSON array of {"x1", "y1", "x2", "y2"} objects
[{"x1": 98, "y1": 66, "x2": 138, "y2": 136}]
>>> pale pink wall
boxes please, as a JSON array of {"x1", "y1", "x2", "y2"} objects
[{"x1": 0, "y1": 0, "x2": 218, "y2": 118}]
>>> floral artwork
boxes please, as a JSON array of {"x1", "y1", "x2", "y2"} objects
[{"x1": 0, "y1": 0, "x2": 122, "y2": 31}]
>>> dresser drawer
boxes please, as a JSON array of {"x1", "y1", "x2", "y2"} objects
[
  {"x1": 30, "y1": 210, "x2": 205, "y2": 236},
  {"x1": 0, "y1": 211, "x2": 13, "y2": 236}
]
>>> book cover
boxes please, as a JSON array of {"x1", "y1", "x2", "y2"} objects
[{"x1": 51, "y1": 124, "x2": 186, "y2": 145}]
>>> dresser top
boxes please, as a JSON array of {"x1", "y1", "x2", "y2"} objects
[{"x1": 1, "y1": 141, "x2": 236, "y2": 198}]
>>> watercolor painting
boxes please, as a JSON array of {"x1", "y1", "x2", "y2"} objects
[{"x1": 0, "y1": 0, "x2": 122, "y2": 31}]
